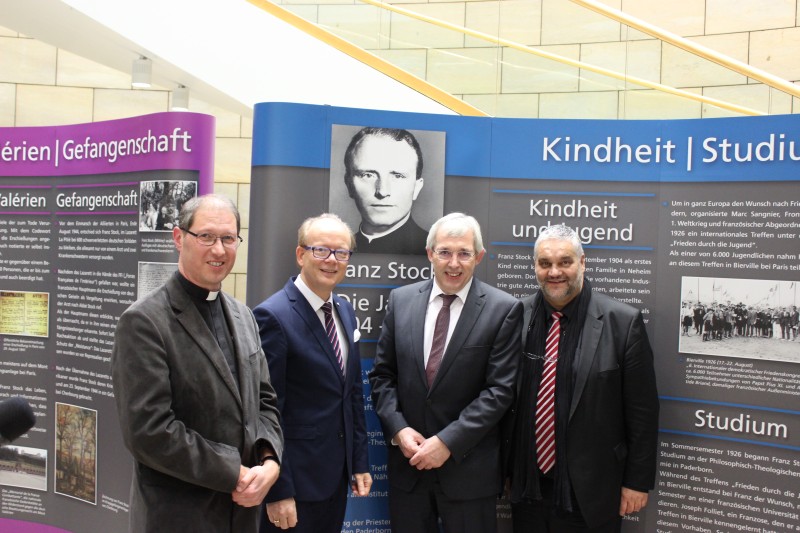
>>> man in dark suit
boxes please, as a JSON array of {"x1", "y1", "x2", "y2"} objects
[
  {"x1": 507, "y1": 224, "x2": 659, "y2": 532},
  {"x1": 370, "y1": 212, "x2": 522, "y2": 533},
  {"x1": 253, "y1": 213, "x2": 372, "y2": 532},
  {"x1": 344, "y1": 126, "x2": 428, "y2": 255},
  {"x1": 112, "y1": 194, "x2": 284, "y2": 533}
]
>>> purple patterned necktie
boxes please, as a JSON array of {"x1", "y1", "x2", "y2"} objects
[{"x1": 322, "y1": 302, "x2": 344, "y2": 375}]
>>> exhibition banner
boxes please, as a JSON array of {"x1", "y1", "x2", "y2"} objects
[
  {"x1": 248, "y1": 102, "x2": 799, "y2": 532},
  {"x1": 0, "y1": 112, "x2": 214, "y2": 532}
]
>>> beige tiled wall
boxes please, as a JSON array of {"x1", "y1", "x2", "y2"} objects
[
  {"x1": 311, "y1": 0, "x2": 800, "y2": 118},
  {"x1": 4, "y1": 0, "x2": 800, "y2": 303},
  {"x1": 0, "y1": 26, "x2": 252, "y2": 302}
]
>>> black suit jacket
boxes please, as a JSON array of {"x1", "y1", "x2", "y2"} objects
[
  {"x1": 369, "y1": 278, "x2": 523, "y2": 499},
  {"x1": 512, "y1": 290, "x2": 659, "y2": 527}
]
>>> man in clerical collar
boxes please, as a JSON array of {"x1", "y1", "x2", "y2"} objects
[
  {"x1": 112, "y1": 194, "x2": 283, "y2": 533},
  {"x1": 344, "y1": 127, "x2": 429, "y2": 255}
]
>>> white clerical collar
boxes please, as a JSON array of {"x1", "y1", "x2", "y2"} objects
[
  {"x1": 359, "y1": 213, "x2": 411, "y2": 242},
  {"x1": 206, "y1": 291, "x2": 220, "y2": 301}
]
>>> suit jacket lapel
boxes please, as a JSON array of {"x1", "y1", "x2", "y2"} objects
[
  {"x1": 221, "y1": 293, "x2": 247, "y2": 404},
  {"x1": 286, "y1": 280, "x2": 345, "y2": 384},
  {"x1": 333, "y1": 295, "x2": 356, "y2": 348},
  {"x1": 522, "y1": 297, "x2": 535, "y2": 351},
  {"x1": 333, "y1": 295, "x2": 356, "y2": 386},
  {"x1": 431, "y1": 279, "x2": 486, "y2": 389},
  {"x1": 168, "y1": 279, "x2": 242, "y2": 406},
  {"x1": 570, "y1": 298, "x2": 603, "y2": 419},
  {"x1": 412, "y1": 281, "x2": 434, "y2": 386}
]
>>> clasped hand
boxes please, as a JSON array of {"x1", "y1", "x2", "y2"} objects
[
  {"x1": 395, "y1": 427, "x2": 451, "y2": 470},
  {"x1": 232, "y1": 463, "x2": 280, "y2": 507}
]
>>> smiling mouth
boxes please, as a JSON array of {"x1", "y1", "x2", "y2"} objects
[{"x1": 208, "y1": 261, "x2": 224, "y2": 267}]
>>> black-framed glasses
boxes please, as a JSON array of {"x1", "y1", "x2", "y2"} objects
[
  {"x1": 302, "y1": 245, "x2": 353, "y2": 262},
  {"x1": 432, "y1": 249, "x2": 477, "y2": 262},
  {"x1": 523, "y1": 352, "x2": 559, "y2": 363},
  {"x1": 181, "y1": 228, "x2": 243, "y2": 249}
]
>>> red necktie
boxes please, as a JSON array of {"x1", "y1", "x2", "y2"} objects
[
  {"x1": 425, "y1": 294, "x2": 457, "y2": 387},
  {"x1": 322, "y1": 302, "x2": 344, "y2": 375},
  {"x1": 535, "y1": 311, "x2": 562, "y2": 474}
]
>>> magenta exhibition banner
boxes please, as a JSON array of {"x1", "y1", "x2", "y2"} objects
[
  {"x1": 0, "y1": 112, "x2": 214, "y2": 533},
  {"x1": 248, "y1": 103, "x2": 800, "y2": 533}
]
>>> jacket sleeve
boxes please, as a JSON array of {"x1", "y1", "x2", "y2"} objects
[
  {"x1": 368, "y1": 292, "x2": 410, "y2": 441},
  {"x1": 621, "y1": 311, "x2": 659, "y2": 491},
  {"x1": 349, "y1": 337, "x2": 370, "y2": 474},
  {"x1": 253, "y1": 303, "x2": 295, "y2": 501}
]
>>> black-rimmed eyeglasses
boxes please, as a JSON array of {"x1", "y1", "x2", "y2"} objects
[
  {"x1": 523, "y1": 352, "x2": 559, "y2": 363},
  {"x1": 181, "y1": 228, "x2": 243, "y2": 249},
  {"x1": 302, "y1": 245, "x2": 353, "y2": 262}
]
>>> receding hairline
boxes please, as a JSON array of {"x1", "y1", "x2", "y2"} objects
[
  {"x1": 178, "y1": 194, "x2": 240, "y2": 233},
  {"x1": 297, "y1": 213, "x2": 356, "y2": 249}
]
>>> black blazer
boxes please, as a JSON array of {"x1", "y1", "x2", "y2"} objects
[
  {"x1": 370, "y1": 277, "x2": 523, "y2": 499},
  {"x1": 511, "y1": 290, "x2": 659, "y2": 528}
]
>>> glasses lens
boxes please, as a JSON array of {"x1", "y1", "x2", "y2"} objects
[
  {"x1": 220, "y1": 235, "x2": 238, "y2": 248},
  {"x1": 334, "y1": 250, "x2": 351, "y2": 261},
  {"x1": 197, "y1": 233, "x2": 216, "y2": 246},
  {"x1": 311, "y1": 246, "x2": 330, "y2": 259}
]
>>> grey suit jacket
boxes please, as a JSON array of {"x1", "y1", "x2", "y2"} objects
[
  {"x1": 112, "y1": 273, "x2": 283, "y2": 533},
  {"x1": 370, "y1": 277, "x2": 523, "y2": 499},
  {"x1": 519, "y1": 290, "x2": 659, "y2": 527}
]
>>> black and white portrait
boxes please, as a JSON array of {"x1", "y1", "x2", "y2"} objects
[{"x1": 329, "y1": 125, "x2": 445, "y2": 255}]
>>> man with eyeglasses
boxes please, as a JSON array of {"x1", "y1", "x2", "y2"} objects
[
  {"x1": 112, "y1": 194, "x2": 284, "y2": 533},
  {"x1": 506, "y1": 224, "x2": 658, "y2": 532},
  {"x1": 253, "y1": 213, "x2": 372, "y2": 533},
  {"x1": 369, "y1": 212, "x2": 522, "y2": 533}
]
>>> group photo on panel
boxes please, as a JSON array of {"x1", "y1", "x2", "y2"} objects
[
  {"x1": 679, "y1": 277, "x2": 799, "y2": 364},
  {"x1": 112, "y1": 126, "x2": 659, "y2": 533}
]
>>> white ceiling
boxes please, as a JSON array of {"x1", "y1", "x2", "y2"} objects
[{"x1": 2, "y1": 0, "x2": 454, "y2": 117}]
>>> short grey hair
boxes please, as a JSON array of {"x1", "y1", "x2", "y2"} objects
[
  {"x1": 426, "y1": 212, "x2": 484, "y2": 252},
  {"x1": 533, "y1": 224, "x2": 584, "y2": 259}
]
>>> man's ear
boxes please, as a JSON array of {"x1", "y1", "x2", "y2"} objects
[
  {"x1": 412, "y1": 178, "x2": 424, "y2": 201},
  {"x1": 173, "y1": 226, "x2": 183, "y2": 251}
]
